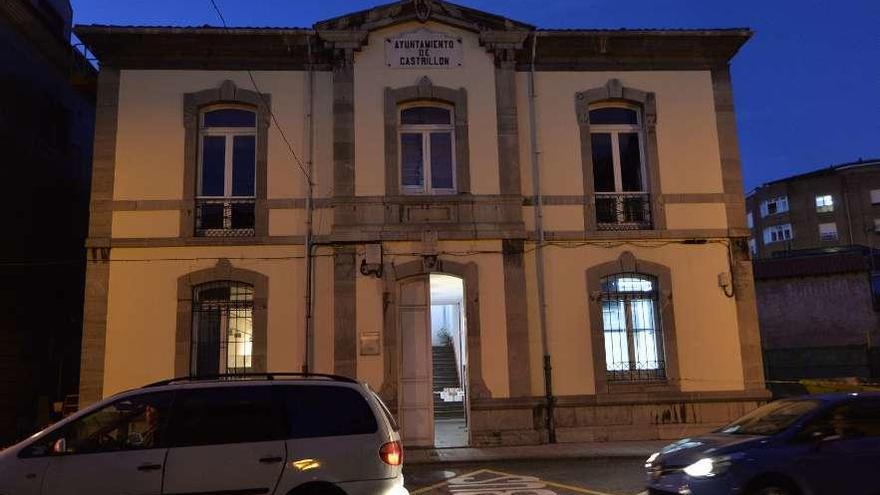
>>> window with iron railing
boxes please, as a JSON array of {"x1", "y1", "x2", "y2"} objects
[
  {"x1": 191, "y1": 281, "x2": 255, "y2": 376},
  {"x1": 590, "y1": 105, "x2": 652, "y2": 230},
  {"x1": 196, "y1": 107, "x2": 256, "y2": 237},
  {"x1": 599, "y1": 273, "x2": 666, "y2": 381}
]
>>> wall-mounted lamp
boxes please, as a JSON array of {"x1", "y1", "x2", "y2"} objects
[{"x1": 359, "y1": 244, "x2": 383, "y2": 278}]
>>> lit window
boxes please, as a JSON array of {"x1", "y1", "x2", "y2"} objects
[
  {"x1": 815, "y1": 195, "x2": 834, "y2": 213},
  {"x1": 874, "y1": 218, "x2": 880, "y2": 233},
  {"x1": 747, "y1": 212, "x2": 754, "y2": 229},
  {"x1": 763, "y1": 224, "x2": 793, "y2": 244},
  {"x1": 192, "y1": 281, "x2": 254, "y2": 375},
  {"x1": 589, "y1": 104, "x2": 651, "y2": 229},
  {"x1": 760, "y1": 196, "x2": 789, "y2": 217},
  {"x1": 599, "y1": 273, "x2": 665, "y2": 381},
  {"x1": 197, "y1": 107, "x2": 257, "y2": 236},
  {"x1": 819, "y1": 222, "x2": 838, "y2": 241},
  {"x1": 748, "y1": 238, "x2": 757, "y2": 257},
  {"x1": 871, "y1": 190, "x2": 880, "y2": 205},
  {"x1": 399, "y1": 105, "x2": 455, "y2": 195}
]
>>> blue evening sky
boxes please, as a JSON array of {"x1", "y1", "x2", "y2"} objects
[{"x1": 71, "y1": 0, "x2": 880, "y2": 191}]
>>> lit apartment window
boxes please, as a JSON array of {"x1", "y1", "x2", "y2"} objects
[
  {"x1": 196, "y1": 107, "x2": 257, "y2": 236},
  {"x1": 871, "y1": 190, "x2": 880, "y2": 205},
  {"x1": 874, "y1": 218, "x2": 880, "y2": 233},
  {"x1": 818, "y1": 222, "x2": 838, "y2": 241},
  {"x1": 815, "y1": 194, "x2": 834, "y2": 213},
  {"x1": 590, "y1": 104, "x2": 651, "y2": 229},
  {"x1": 763, "y1": 224, "x2": 793, "y2": 244},
  {"x1": 748, "y1": 238, "x2": 757, "y2": 257},
  {"x1": 399, "y1": 104, "x2": 456, "y2": 195},
  {"x1": 760, "y1": 196, "x2": 789, "y2": 217},
  {"x1": 191, "y1": 281, "x2": 254, "y2": 375}
]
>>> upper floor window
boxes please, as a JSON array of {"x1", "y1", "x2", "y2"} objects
[
  {"x1": 763, "y1": 223, "x2": 793, "y2": 244},
  {"x1": 819, "y1": 222, "x2": 839, "y2": 241},
  {"x1": 600, "y1": 273, "x2": 665, "y2": 381},
  {"x1": 399, "y1": 104, "x2": 455, "y2": 195},
  {"x1": 197, "y1": 107, "x2": 257, "y2": 236},
  {"x1": 760, "y1": 196, "x2": 789, "y2": 217},
  {"x1": 871, "y1": 189, "x2": 880, "y2": 205},
  {"x1": 191, "y1": 281, "x2": 254, "y2": 376},
  {"x1": 816, "y1": 194, "x2": 834, "y2": 213},
  {"x1": 747, "y1": 212, "x2": 754, "y2": 229},
  {"x1": 748, "y1": 238, "x2": 757, "y2": 257},
  {"x1": 590, "y1": 104, "x2": 651, "y2": 230}
]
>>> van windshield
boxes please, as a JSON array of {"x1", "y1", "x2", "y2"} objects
[{"x1": 719, "y1": 399, "x2": 821, "y2": 436}]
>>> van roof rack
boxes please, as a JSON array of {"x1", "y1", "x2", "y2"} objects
[{"x1": 143, "y1": 372, "x2": 359, "y2": 388}]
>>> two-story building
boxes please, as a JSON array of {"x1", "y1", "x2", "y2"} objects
[{"x1": 75, "y1": 0, "x2": 767, "y2": 447}]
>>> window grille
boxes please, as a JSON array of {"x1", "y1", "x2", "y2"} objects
[
  {"x1": 191, "y1": 281, "x2": 255, "y2": 376},
  {"x1": 599, "y1": 273, "x2": 666, "y2": 381}
]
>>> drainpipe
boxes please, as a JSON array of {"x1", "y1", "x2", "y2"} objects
[
  {"x1": 527, "y1": 32, "x2": 556, "y2": 443},
  {"x1": 303, "y1": 34, "x2": 316, "y2": 373}
]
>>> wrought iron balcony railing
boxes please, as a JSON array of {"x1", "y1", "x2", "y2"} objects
[
  {"x1": 195, "y1": 198, "x2": 256, "y2": 237},
  {"x1": 595, "y1": 192, "x2": 652, "y2": 231}
]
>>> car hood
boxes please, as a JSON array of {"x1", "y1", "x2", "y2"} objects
[{"x1": 655, "y1": 433, "x2": 767, "y2": 468}]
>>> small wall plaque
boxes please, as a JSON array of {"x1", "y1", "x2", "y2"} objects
[{"x1": 360, "y1": 331, "x2": 381, "y2": 356}]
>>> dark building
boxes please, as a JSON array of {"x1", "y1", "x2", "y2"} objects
[
  {"x1": 746, "y1": 158, "x2": 880, "y2": 260},
  {"x1": 0, "y1": 0, "x2": 96, "y2": 443},
  {"x1": 754, "y1": 248, "x2": 880, "y2": 395}
]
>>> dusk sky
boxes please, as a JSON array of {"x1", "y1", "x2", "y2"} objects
[{"x1": 71, "y1": 0, "x2": 880, "y2": 191}]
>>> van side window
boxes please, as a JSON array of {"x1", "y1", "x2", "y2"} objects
[
  {"x1": 281, "y1": 386, "x2": 378, "y2": 438},
  {"x1": 167, "y1": 386, "x2": 285, "y2": 447}
]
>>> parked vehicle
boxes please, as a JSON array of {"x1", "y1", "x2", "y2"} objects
[
  {"x1": 645, "y1": 393, "x2": 880, "y2": 495},
  {"x1": 0, "y1": 373, "x2": 408, "y2": 495}
]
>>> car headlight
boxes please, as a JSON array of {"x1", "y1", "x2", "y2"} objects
[
  {"x1": 645, "y1": 452, "x2": 660, "y2": 469},
  {"x1": 682, "y1": 453, "x2": 743, "y2": 478}
]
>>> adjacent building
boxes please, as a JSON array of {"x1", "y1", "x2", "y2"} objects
[
  {"x1": 0, "y1": 0, "x2": 96, "y2": 443},
  {"x1": 746, "y1": 158, "x2": 880, "y2": 259},
  {"x1": 75, "y1": 0, "x2": 767, "y2": 447}
]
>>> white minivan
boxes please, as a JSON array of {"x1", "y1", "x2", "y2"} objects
[{"x1": 0, "y1": 373, "x2": 408, "y2": 495}]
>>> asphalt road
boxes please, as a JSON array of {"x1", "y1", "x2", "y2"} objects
[{"x1": 404, "y1": 457, "x2": 648, "y2": 495}]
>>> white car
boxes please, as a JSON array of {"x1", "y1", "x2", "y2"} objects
[{"x1": 0, "y1": 373, "x2": 408, "y2": 495}]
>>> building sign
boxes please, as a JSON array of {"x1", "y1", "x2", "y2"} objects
[{"x1": 385, "y1": 29, "x2": 462, "y2": 69}]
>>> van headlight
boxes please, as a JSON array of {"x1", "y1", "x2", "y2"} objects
[{"x1": 682, "y1": 454, "x2": 743, "y2": 478}]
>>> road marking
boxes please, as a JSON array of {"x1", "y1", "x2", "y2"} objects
[{"x1": 409, "y1": 468, "x2": 618, "y2": 495}]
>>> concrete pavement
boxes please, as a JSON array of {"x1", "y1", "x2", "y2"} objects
[{"x1": 405, "y1": 440, "x2": 667, "y2": 465}]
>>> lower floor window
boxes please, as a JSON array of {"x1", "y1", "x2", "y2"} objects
[
  {"x1": 600, "y1": 273, "x2": 666, "y2": 381},
  {"x1": 191, "y1": 281, "x2": 254, "y2": 375}
]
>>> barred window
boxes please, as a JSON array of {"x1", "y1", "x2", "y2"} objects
[
  {"x1": 600, "y1": 273, "x2": 665, "y2": 381},
  {"x1": 191, "y1": 281, "x2": 254, "y2": 376}
]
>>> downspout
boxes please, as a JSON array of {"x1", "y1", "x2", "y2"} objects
[
  {"x1": 527, "y1": 31, "x2": 556, "y2": 443},
  {"x1": 303, "y1": 34, "x2": 316, "y2": 373}
]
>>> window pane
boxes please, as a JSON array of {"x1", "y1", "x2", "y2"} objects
[
  {"x1": 591, "y1": 133, "x2": 614, "y2": 192},
  {"x1": 226, "y1": 309, "x2": 253, "y2": 373},
  {"x1": 618, "y1": 133, "x2": 643, "y2": 191},
  {"x1": 282, "y1": 386, "x2": 378, "y2": 438},
  {"x1": 193, "y1": 283, "x2": 254, "y2": 376},
  {"x1": 200, "y1": 136, "x2": 225, "y2": 196},
  {"x1": 194, "y1": 308, "x2": 221, "y2": 375},
  {"x1": 401, "y1": 106, "x2": 451, "y2": 125},
  {"x1": 430, "y1": 132, "x2": 454, "y2": 190},
  {"x1": 168, "y1": 387, "x2": 285, "y2": 447},
  {"x1": 401, "y1": 133, "x2": 424, "y2": 188},
  {"x1": 232, "y1": 135, "x2": 256, "y2": 197},
  {"x1": 602, "y1": 301, "x2": 629, "y2": 371},
  {"x1": 631, "y1": 299, "x2": 660, "y2": 370},
  {"x1": 204, "y1": 109, "x2": 256, "y2": 128},
  {"x1": 56, "y1": 392, "x2": 173, "y2": 454},
  {"x1": 589, "y1": 107, "x2": 638, "y2": 125}
]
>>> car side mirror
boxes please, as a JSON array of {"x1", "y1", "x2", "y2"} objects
[{"x1": 51, "y1": 437, "x2": 67, "y2": 455}]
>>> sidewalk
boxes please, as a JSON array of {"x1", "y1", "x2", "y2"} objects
[{"x1": 405, "y1": 440, "x2": 667, "y2": 465}]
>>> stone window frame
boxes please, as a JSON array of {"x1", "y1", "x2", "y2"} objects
[
  {"x1": 182, "y1": 80, "x2": 271, "y2": 238},
  {"x1": 385, "y1": 76, "x2": 470, "y2": 196},
  {"x1": 175, "y1": 259, "x2": 268, "y2": 377},
  {"x1": 576, "y1": 79, "x2": 666, "y2": 231},
  {"x1": 586, "y1": 252, "x2": 680, "y2": 394}
]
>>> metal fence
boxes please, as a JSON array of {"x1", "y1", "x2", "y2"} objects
[
  {"x1": 595, "y1": 192, "x2": 652, "y2": 230},
  {"x1": 191, "y1": 281, "x2": 255, "y2": 376},
  {"x1": 195, "y1": 198, "x2": 255, "y2": 237}
]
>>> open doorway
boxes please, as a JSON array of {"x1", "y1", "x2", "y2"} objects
[{"x1": 429, "y1": 273, "x2": 468, "y2": 447}]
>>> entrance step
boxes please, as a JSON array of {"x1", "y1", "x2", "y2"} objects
[{"x1": 432, "y1": 345, "x2": 464, "y2": 419}]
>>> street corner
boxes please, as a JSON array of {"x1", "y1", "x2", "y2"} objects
[{"x1": 409, "y1": 468, "x2": 628, "y2": 495}]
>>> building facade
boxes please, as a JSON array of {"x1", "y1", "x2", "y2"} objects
[
  {"x1": 746, "y1": 158, "x2": 880, "y2": 259},
  {"x1": 76, "y1": 0, "x2": 766, "y2": 447},
  {"x1": 0, "y1": 0, "x2": 96, "y2": 443}
]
